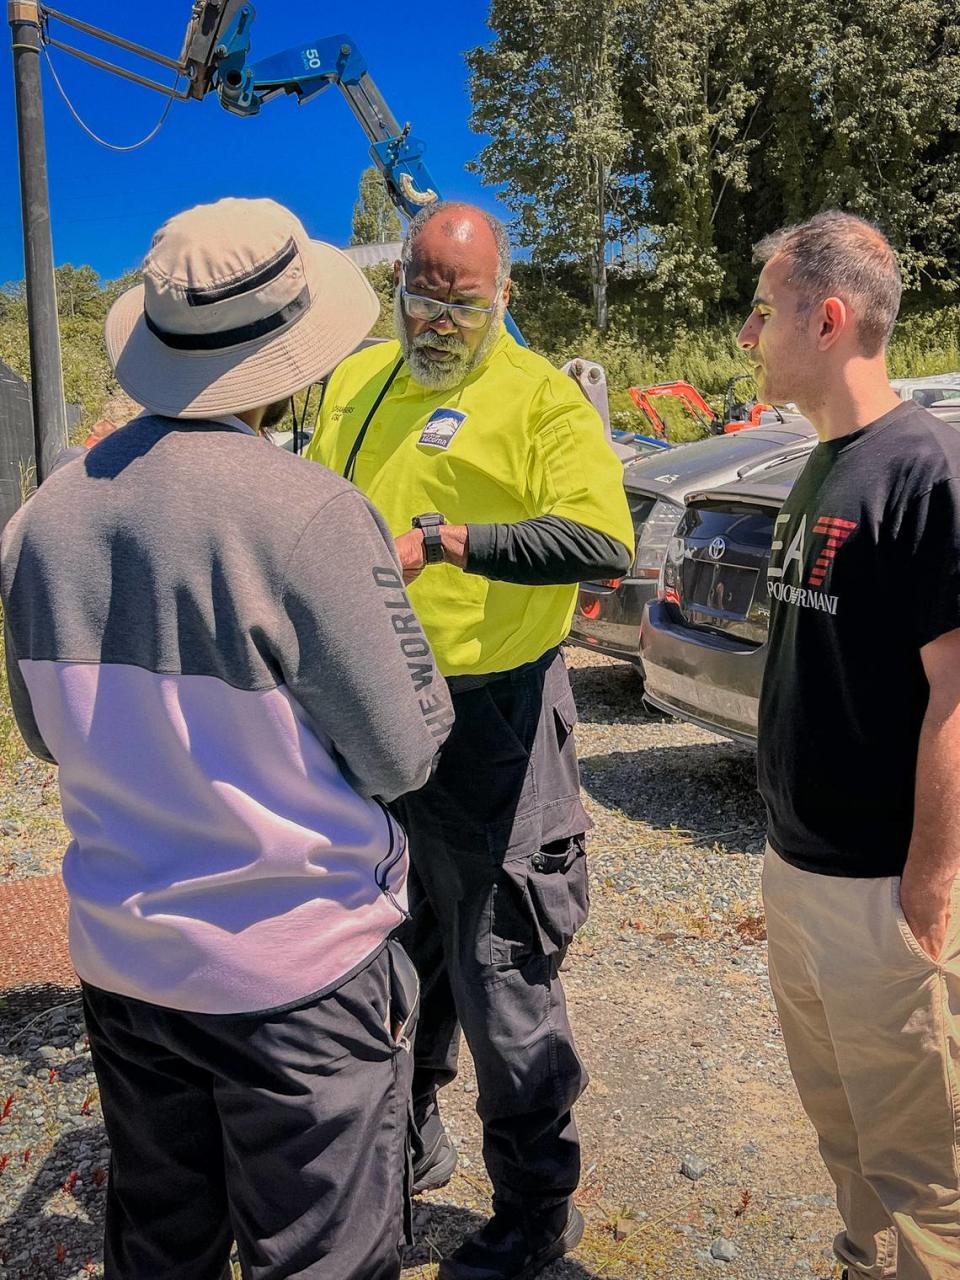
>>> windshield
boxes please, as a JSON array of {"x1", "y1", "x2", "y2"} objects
[{"x1": 911, "y1": 387, "x2": 960, "y2": 406}]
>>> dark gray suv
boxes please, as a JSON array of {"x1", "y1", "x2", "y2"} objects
[{"x1": 568, "y1": 418, "x2": 816, "y2": 672}]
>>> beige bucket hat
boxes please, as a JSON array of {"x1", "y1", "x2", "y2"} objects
[{"x1": 105, "y1": 197, "x2": 379, "y2": 419}]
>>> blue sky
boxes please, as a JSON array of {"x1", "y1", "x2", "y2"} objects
[{"x1": 0, "y1": 2, "x2": 500, "y2": 284}]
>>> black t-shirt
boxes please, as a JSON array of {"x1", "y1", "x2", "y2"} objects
[{"x1": 758, "y1": 401, "x2": 960, "y2": 877}]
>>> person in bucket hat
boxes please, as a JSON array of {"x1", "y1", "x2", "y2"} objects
[
  {"x1": 104, "y1": 196, "x2": 380, "y2": 420},
  {"x1": 1, "y1": 197, "x2": 453, "y2": 1279}
]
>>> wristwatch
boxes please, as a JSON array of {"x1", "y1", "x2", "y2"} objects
[{"x1": 411, "y1": 512, "x2": 446, "y2": 565}]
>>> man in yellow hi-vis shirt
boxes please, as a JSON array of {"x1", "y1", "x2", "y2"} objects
[{"x1": 306, "y1": 202, "x2": 633, "y2": 1280}]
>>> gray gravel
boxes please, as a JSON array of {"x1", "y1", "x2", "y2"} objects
[
  {"x1": 0, "y1": 758, "x2": 68, "y2": 882},
  {"x1": 0, "y1": 998, "x2": 108, "y2": 1278},
  {"x1": 0, "y1": 648, "x2": 844, "y2": 1279}
]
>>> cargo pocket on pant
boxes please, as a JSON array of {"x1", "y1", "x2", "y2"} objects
[
  {"x1": 545, "y1": 688, "x2": 581, "y2": 798},
  {"x1": 489, "y1": 835, "x2": 589, "y2": 964},
  {"x1": 552, "y1": 690, "x2": 577, "y2": 753}
]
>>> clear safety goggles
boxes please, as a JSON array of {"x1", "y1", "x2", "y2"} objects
[{"x1": 399, "y1": 275, "x2": 497, "y2": 330}]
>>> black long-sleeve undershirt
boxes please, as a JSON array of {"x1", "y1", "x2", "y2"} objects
[{"x1": 464, "y1": 515, "x2": 631, "y2": 586}]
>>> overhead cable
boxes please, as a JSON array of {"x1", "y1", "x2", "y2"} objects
[{"x1": 42, "y1": 45, "x2": 181, "y2": 153}]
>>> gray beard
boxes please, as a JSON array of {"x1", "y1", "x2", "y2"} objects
[{"x1": 395, "y1": 290, "x2": 505, "y2": 392}]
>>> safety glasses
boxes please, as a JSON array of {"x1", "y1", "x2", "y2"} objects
[{"x1": 399, "y1": 275, "x2": 497, "y2": 330}]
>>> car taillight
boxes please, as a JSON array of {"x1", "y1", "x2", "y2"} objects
[
  {"x1": 634, "y1": 499, "x2": 684, "y2": 578},
  {"x1": 598, "y1": 577, "x2": 622, "y2": 589},
  {"x1": 657, "y1": 534, "x2": 682, "y2": 604},
  {"x1": 580, "y1": 598, "x2": 601, "y2": 619}
]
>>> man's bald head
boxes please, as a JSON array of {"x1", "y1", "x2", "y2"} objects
[
  {"x1": 402, "y1": 202, "x2": 511, "y2": 291},
  {"x1": 393, "y1": 202, "x2": 513, "y2": 391}
]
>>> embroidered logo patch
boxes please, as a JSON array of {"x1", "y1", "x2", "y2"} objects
[{"x1": 418, "y1": 408, "x2": 467, "y2": 449}]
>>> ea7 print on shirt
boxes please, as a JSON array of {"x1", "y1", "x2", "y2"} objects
[{"x1": 767, "y1": 509, "x2": 859, "y2": 615}]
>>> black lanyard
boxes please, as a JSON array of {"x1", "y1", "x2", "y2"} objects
[{"x1": 342, "y1": 358, "x2": 405, "y2": 484}]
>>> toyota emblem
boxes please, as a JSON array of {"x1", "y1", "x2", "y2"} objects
[{"x1": 708, "y1": 537, "x2": 726, "y2": 560}]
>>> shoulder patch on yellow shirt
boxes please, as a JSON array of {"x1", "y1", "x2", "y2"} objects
[{"x1": 418, "y1": 408, "x2": 467, "y2": 450}]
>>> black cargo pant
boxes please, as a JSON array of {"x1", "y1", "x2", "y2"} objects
[
  {"x1": 81, "y1": 941, "x2": 418, "y2": 1280},
  {"x1": 392, "y1": 648, "x2": 590, "y2": 1212}
]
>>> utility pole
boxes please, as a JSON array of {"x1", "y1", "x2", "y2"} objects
[{"x1": 9, "y1": 0, "x2": 67, "y2": 486}]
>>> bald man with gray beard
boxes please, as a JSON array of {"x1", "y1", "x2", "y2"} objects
[{"x1": 307, "y1": 202, "x2": 634, "y2": 1280}]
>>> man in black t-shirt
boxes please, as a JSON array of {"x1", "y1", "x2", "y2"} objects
[{"x1": 739, "y1": 212, "x2": 960, "y2": 1280}]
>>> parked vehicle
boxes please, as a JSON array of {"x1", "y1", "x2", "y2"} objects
[
  {"x1": 568, "y1": 416, "x2": 816, "y2": 669},
  {"x1": 892, "y1": 374, "x2": 960, "y2": 408},
  {"x1": 609, "y1": 432, "x2": 672, "y2": 464},
  {"x1": 640, "y1": 401, "x2": 960, "y2": 742},
  {"x1": 640, "y1": 452, "x2": 805, "y2": 741}
]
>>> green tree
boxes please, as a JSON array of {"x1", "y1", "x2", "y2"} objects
[
  {"x1": 104, "y1": 268, "x2": 142, "y2": 306},
  {"x1": 55, "y1": 264, "x2": 104, "y2": 320},
  {"x1": 350, "y1": 167, "x2": 402, "y2": 244},
  {"x1": 0, "y1": 267, "x2": 127, "y2": 431},
  {"x1": 467, "y1": 0, "x2": 632, "y2": 331},
  {"x1": 722, "y1": 0, "x2": 960, "y2": 297},
  {"x1": 470, "y1": 0, "x2": 960, "y2": 329},
  {"x1": 807, "y1": 0, "x2": 958, "y2": 292},
  {"x1": 619, "y1": 0, "x2": 763, "y2": 325}
]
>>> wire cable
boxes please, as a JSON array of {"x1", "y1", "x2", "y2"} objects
[{"x1": 42, "y1": 45, "x2": 181, "y2": 153}]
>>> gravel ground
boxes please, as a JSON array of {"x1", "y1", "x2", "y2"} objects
[
  {"x1": 0, "y1": 758, "x2": 68, "y2": 882},
  {"x1": 0, "y1": 647, "x2": 843, "y2": 1279}
]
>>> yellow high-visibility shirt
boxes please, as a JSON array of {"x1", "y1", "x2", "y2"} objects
[{"x1": 305, "y1": 330, "x2": 634, "y2": 677}]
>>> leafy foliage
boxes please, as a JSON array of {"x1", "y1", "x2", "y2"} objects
[
  {"x1": 467, "y1": 0, "x2": 633, "y2": 330},
  {"x1": 0, "y1": 266, "x2": 116, "y2": 433},
  {"x1": 0, "y1": 604, "x2": 20, "y2": 786},
  {"x1": 350, "y1": 167, "x2": 402, "y2": 245},
  {"x1": 468, "y1": 0, "x2": 960, "y2": 325},
  {"x1": 363, "y1": 263, "x2": 399, "y2": 339}
]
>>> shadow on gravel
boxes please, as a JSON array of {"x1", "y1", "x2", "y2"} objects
[
  {"x1": 2, "y1": 995, "x2": 604, "y2": 1279},
  {"x1": 1, "y1": 981, "x2": 81, "y2": 1026},
  {"x1": 0, "y1": 986, "x2": 103, "y2": 1278},
  {"x1": 404, "y1": 1201, "x2": 607, "y2": 1277},
  {"x1": 566, "y1": 658, "x2": 663, "y2": 727},
  {"x1": 0, "y1": 1125, "x2": 107, "y2": 1278},
  {"x1": 580, "y1": 742, "x2": 766, "y2": 852},
  {"x1": 2, "y1": 983, "x2": 86, "y2": 1068}
]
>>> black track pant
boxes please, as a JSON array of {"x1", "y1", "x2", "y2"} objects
[
  {"x1": 392, "y1": 649, "x2": 590, "y2": 1211},
  {"x1": 82, "y1": 941, "x2": 418, "y2": 1280}
]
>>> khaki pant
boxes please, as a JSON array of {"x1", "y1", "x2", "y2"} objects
[{"x1": 762, "y1": 847, "x2": 960, "y2": 1279}]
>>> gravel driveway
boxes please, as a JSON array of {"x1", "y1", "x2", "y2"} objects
[{"x1": 0, "y1": 648, "x2": 842, "y2": 1279}]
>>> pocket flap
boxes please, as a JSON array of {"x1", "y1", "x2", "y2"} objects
[{"x1": 552, "y1": 691, "x2": 578, "y2": 749}]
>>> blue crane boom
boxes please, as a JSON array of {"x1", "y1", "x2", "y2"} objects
[{"x1": 206, "y1": 4, "x2": 525, "y2": 343}]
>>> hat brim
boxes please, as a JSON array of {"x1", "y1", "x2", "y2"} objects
[{"x1": 104, "y1": 240, "x2": 380, "y2": 419}]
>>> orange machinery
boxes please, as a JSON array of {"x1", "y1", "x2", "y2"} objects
[{"x1": 627, "y1": 375, "x2": 774, "y2": 440}]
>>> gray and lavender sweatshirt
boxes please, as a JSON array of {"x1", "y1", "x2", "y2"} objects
[{"x1": 0, "y1": 415, "x2": 453, "y2": 1015}]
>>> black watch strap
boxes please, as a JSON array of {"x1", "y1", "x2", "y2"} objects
[{"x1": 412, "y1": 512, "x2": 446, "y2": 565}]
